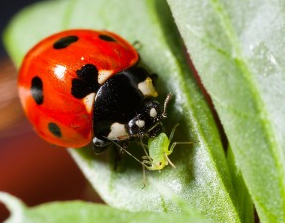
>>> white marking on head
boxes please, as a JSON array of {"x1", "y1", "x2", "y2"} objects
[
  {"x1": 54, "y1": 65, "x2": 66, "y2": 80},
  {"x1": 138, "y1": 77, "x2": 158, "y2": 97},
  {"x1": 82, "y1": 93, "x2": 96, "y2": 113},
  {"x1": 135, "y1": 119, "x2": 145, "y2": 128},
  {"x1": 98, "y1": 70, "x2": 113, "y2": 84},
  {"x1": 107, "y1": 122, "x2": 129, "y2": 140},
  {"x1": 150, "y1": 108, "x2": 157, "y2": 118}
]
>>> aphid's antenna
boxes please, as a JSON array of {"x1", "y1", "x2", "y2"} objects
[
  {"x1": 106, "y1": 139, "x2": 144, "y2": 165},
  {"x1": 142, "y1": 165, "x2": 146, "y2": 189},
  {"x1": 168, "y1": 123, "x2": 197, "y2": 155},
  {"x1": 103, "y1": 137, "x2": 150, "y2": 169},
  {"x1": 137, "y1": 130, "x2": 151, "y2": 188},
  {"x1": 147, "y1": 121, "x2": 161, "y2": 134},
  {"x1": 162, "y1": 93, "x2": 173, "y2": 118}
]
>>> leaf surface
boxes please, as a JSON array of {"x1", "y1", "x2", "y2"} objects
[{"x1": 167, "y1": 0, "x2": 285, "y2": 222}]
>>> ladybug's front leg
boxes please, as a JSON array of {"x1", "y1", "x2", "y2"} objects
[
  {"x1": 93, "y1": 137, "x2": 128, "y2": 170},
  {"x1": 92, "y1": 137, "x2": 110, "y2": 154},
  {"x1": 112, "y1": 141, "x2": 129, "y2": 170}
]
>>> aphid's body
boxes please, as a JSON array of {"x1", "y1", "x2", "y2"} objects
[
  {"x1": 145, "y1": 132, "x2": 173, "y2": 170},
  {"x1": 141, "y1": 123, "x2": 194, "y2": 171}
]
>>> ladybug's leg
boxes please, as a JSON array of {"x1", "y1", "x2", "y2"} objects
[
  {"x1": 112, "y1": 145, "x2": 122, "y2": 170},
  {"x1": 112, "y1": 141, "x2": 129, "y2": 170}
]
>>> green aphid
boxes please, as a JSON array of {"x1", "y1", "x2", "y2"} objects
[
  {"x1": 142, "y1": 124, "x2": 193, "y2": 171},
  {"x1": 109, "y1": 123, "x2": 194, "y2": 187}
]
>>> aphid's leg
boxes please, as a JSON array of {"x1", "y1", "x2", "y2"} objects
[
  {"x1": 104, "y1": 137, "x2": 150, "y2": 168},
  {"x1": 168, "y1": 123, "x2": 180, "y2": 143},
  {"x1": 142, "y1": 165, "x2": 146, "y2": 189},
  {"x1": 164, "y1": 153, "x2": 176, "y2": 168},
  {"x1": 138, "y1": 134, "x2": 151, "y2": 160},
  {"x1": 168, "y1": 142, "x2": 194, "y2": 155},
  {"x1": 113, "y1": 141, "x2": 132, "y2": 170},
  {"x1": 135, "y1": 141, "x2": 148, "y2": 148},
  {"x1": 141, "y1": 144, "x2": 150, "y2": 158},
  {"x1": 142, "y1": 160, "x2": 155, "y2": 170},
  {"x1": 139, "y1": 139, "x2": 149, "y2": 188},
  {"x1": 103, "y1": 137, "x2": 152, "y2": 188},
  {"x1": 135, "y1": 140, "x2": 152, "y2": 162},
  {"x1": 142, "y1": 160, "x2": 152, "y2": 165},
  {"x1": 142, "y1": 155, "x2": 153, "y2": 161},
  {"x1": 147, "y1": 122, "x2": 161, "y2": 135},
  {"x1": 168, "y1": 124, "x2": 196, "y2": 155}
]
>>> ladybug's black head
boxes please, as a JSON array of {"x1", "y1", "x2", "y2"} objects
[{"x1": 128, "y1": 93, "x2": 172, "y2": 138}]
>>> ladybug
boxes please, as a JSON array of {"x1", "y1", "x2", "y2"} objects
[{"x1": 18, "y1": 29, "x2": 170, "y2": 153}]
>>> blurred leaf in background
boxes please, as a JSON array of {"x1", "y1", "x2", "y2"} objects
[{"x1": 0, "y1": 192, "x2": 213, "y2": 223}]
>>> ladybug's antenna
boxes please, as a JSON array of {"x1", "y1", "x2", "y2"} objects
[
  {"x1": 146, "y1": 93, "x2": 173, "y2": 135},
  {"x1": 162, "y1": 93, "x2": 173, "y2": 118}
]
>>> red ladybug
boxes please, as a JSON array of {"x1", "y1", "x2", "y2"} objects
[{"x1": 18, "y1": 29, "x2": 169, "y2": 153}]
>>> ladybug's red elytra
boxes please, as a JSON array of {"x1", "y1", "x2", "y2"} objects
[{"x1": 18, "y1": 29, "x2": 169, "y2": 153}]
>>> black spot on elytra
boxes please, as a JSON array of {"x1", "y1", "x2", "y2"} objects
[
  {"x1": 31, "y1": 76, "x2": 44, "y2": 105},
  {"x1": 76, "y1": 64, "x2": 99, "y2": 82},
  {"x1": 53, "y1": 36, "x2": 78, "y2": 49},
  {"x1": 71, "y1": 64, "x2": 101, "y2": 99},
  {"x1": 99, "y1": 34, "x2": 116, "y2": 42},
  {"x1": 48, "y1": 122, "x2": 62, "y2": 137}
]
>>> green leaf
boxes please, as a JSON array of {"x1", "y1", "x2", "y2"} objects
[
  {"x1": 4, "y1": 0, "x2": 241, "y2": 222},
  {"x1": 0, "y1": 192, "x2": 213, "y2": 223},
  {"x1": 167, "y1": 0, "x2": 285, "y2": 222},
  {"x1": 227, "y1": 146, "x2": 254, "y2": 223}
]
